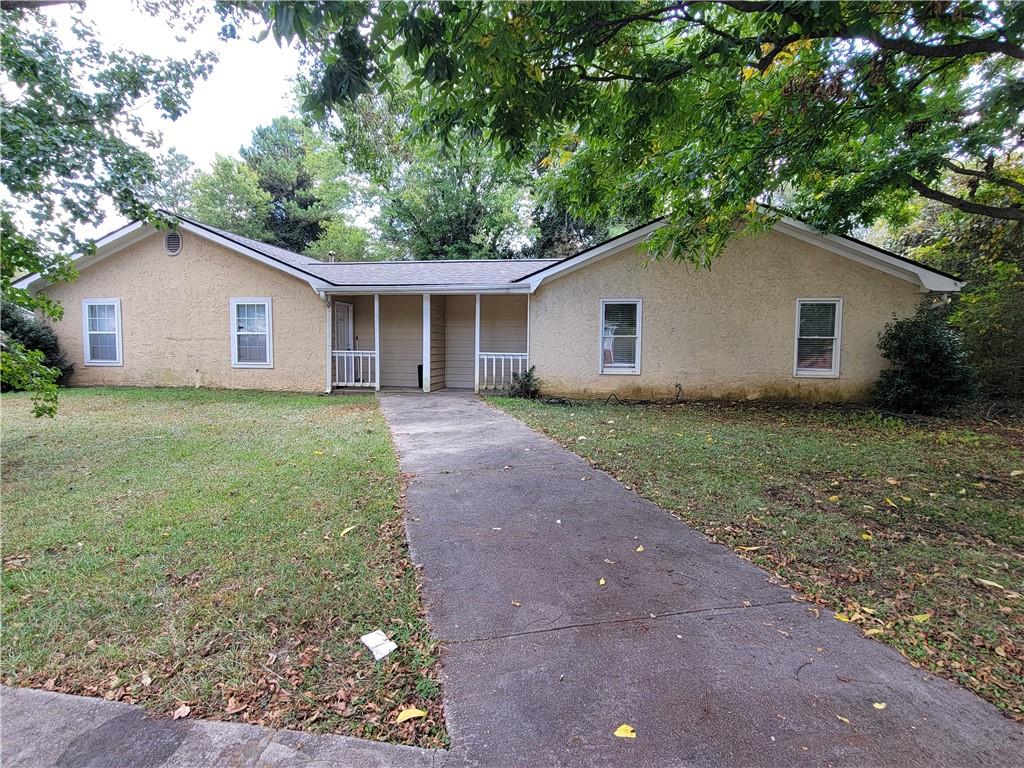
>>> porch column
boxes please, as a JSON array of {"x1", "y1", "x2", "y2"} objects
[
  {"x1": 373, "y1": 294, "x2": 381, "y2": 392},
  {"x1": 324, "y1": 297, "x2": 333, "y2": 394},
  {"x1": 473, "y1": 293, "x2": 481, "y2": 393},
  {"x1": 526, "y1": 293, "x2": 531, "y2": 369},
  {"x1": 422, "y1": 294, "x2": 431, "y2": 393}
]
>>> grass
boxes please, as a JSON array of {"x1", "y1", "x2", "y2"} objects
[
  {"x1": 490, "y1": 396, "x2": 1024, "y2": 721},
  {"x1": 1, "y1": 387, "x2": 444, "y2": 747}
]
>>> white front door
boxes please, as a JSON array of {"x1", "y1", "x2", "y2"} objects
[{"x1": 333, "y1": 302, "x2": 353, "y2": 351}]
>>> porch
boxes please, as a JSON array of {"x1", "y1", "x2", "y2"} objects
[{"x1": 327, "y1": 294, "x2": 529, "y2": 393}]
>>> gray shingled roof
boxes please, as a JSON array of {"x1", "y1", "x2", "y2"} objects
[{"x1": 177, "y1": 213, "x2": 558, "y2": 287}]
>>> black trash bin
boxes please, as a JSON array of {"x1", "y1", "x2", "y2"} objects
[{"x1": 417, "y1": 364, "x2": 423, "y2": 389}]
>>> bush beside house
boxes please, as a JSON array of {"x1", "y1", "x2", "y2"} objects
[{"x1": 0, "y1": 300, "x2": 72, "y2": 391}]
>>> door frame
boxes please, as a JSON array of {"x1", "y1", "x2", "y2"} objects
[{"x1": 333, "y1": 301, "x2": 354, "y2": 351}]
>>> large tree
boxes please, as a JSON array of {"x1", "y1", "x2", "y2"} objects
[
  {"x1": 240, "y1": 116, "x2": 331, "y2": 252},
  {"x1": 188, "y1": 155, "x2": 272, "y2": 240},
  {"x1": 239, "y1": 1, "x2": 1023, "y2": 265},
  {"x1": 0, "y1": 4, "x2": 212, "y2": 415}
]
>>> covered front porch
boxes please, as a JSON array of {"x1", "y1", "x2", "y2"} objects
[{"x1": 326, "y1": 293, "x2": 529, "y2": 393}]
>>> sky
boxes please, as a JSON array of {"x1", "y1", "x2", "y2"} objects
[{"x1": 50, "y1": 1, "x2": 302, "y2": 170}]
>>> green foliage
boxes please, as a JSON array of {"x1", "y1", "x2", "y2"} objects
[
  {"x1": 0, "y1": 6, "x2": 212, "y2": 415},
  {"x1": 306, "y1": 218, "x2": 371, "y2": 261},
  {"x1": 889, "y1": 165, "x2": 1024, "y2": 398},
  {"x1": 505, "y1": 365, "x2": 541, "y2": 399},
  {"x1": 139, "y1": 149, "x2": 197, "y2": 213},
  {"x1": 1, "y1": 300, "x2": 71, "y2": 383},
  {"x1": 240, "y1": 116, "x2": 332, "y2": 252},
  {"x1": 242, "y1": 1, "x2": 1024, "y2": 266},
  {"x1": 874, "y1": 305, "x2": 977, "y2": 414},
  {"x1": 188, "y1": 155, "x2": 273, "y2": 239}
]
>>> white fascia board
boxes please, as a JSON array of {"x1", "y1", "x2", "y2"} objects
[
  {"x1": 526, "y1": 220, "x2": 667, "y2": 292},
  {"x1": 322, "y1": 284, "x2": 533, "y2": 295},
  {"x1": 773, "y1": 217, "x2": 964, "y2": 293}
]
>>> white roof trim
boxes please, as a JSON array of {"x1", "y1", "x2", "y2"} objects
[
  {"x1": 14, "y1": 220, "x2": 335, "y2": 294},
  {"x1": 322, "y1": 284, "x2": 532, "y2": 295},
  {"x1": 523, "y1": 220, "x2": 666, "y2": 292},
  {"x1": 524, "y1": 216, "x2": 963, "y2": 293}
]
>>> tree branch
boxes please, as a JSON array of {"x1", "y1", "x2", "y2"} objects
[
  {"x1": 907, "y1": 176, "x2": 1024, "y2": 220},
  {"x1": 942, "y1": 160, "x2": 1024, "y2": 195}
]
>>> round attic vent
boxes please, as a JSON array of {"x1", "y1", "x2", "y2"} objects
[{"x1": 164, "y1": 230, "x2": 183, "y2": 256}]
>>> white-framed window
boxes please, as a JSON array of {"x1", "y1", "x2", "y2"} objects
[
  {"x1": 230, "y1": 298, "x2": 273, "y2": 368},
  {"x1": 82, "y1": 299, "x2": 122, "y2": 366},
  {"x1": 794, "y1": 298, "x2": 842, "y2": 378},
  {"x1": 600, "y1": 299, "x2": 642, "y2": 374}
]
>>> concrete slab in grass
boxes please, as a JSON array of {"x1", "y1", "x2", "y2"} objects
[{"x1": 0, "y1": 687, "x2": 441, "y2": 768}]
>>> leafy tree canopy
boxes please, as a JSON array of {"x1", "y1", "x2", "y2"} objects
[
  {"x1": 189, "y1": 155, "x2": 273, "y2": 240},
  {"x1": 239, "y1": 1, "x2": 1024, "y2": 266},
  {"x1": 0, "y1": 5, "x2": 213, "y2": 414}
]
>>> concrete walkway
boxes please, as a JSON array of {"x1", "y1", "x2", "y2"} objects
[
  {"x1": 381, "y1": 391, "x2": 1024, "y2": 768},
  {"x1": 1, "y1": 686, "x2": 441, "y2": 768}
]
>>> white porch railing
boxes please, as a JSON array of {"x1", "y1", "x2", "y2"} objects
[
  {"x1": 332, "y1": 350, "x2": 377, "y2": 388},
  {"x1": 477, "y1": 353, "x2": 528, "y2": 391}
]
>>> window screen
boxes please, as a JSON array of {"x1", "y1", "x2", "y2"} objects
[
  {"x1": 796, "y1": 300, "x2": 840, "y2": 375},
  {"x1": 601, "y1": 300, "x2": 641, "y2": 373}
]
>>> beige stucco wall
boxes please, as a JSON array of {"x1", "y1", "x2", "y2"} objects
[
  {"x1": 42, "y1": 232, "x2": 327, "y2": 392},
  {"x1": 529, "y1": 229, "x2": 922, "y2": 401}
]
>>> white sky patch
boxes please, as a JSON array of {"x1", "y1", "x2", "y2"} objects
[{"x1": 48, "y1": 2, "x2": 302, "y2": 169}]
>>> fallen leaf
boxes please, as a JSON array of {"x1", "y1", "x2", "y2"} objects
[
  {"x1": 635, "y1": 545, "x2": 644, "y2": 553},
  {"x1": 863, "y1": 628, "x2": 884, "y2": 637},
  {"x1": 828, "y1": 495, "x2": 840, "y2": 502},
  {"x1": 511, "y1": 600, "x2": 521, "y2": 607},
  {"x1": 873, "y1": 702, "x2": 887, "y2": 710},
  {"x1": 396, "y1": 707, "x2": 427, "y2": 724},
  {"x1": 614, "y1": 724, "x2": 637, "y2": 739},
  {"x1": 836, "y1": 715, "x2": 851, "y2": 724},
  {"x1": 172, "y1": 704, "x2": 191, "y2": 720},
  {"x1": 140, "y1": 673, "x2": 152, "y2": 687},
  {"x1": 225, "y1": 697, "x2": 247, "y2": 715},
  {"x1": 834, "y1": 613, "x2": 851, "y2": 622},
  {"x1": 911, "y1": 613, "x2": 931, "y2": 623},
  {"x1": 340, "y1": 525, "x2": 357, "y2": 538},
  {"x1": 313, "y1": 450, "x2": 324, "y2": 456},
  {"x1": 860, "y1": 532, "x2": 873, "y2": 541},
  {"x1": 884, "y1": 497, "x2": 898, "y2": 508},
  {"x1": 1010, "y1": 469, "x2": 1023, "y2": 477},
  {"x1": 598, "y1": 578, "x2": 606, "y2": 587},
  {"x1": 974, "y1": 578, "x2": 1005, "y2": 590},
  {"x1": 737, "y1": 545, "x2": 762, "y2": 552}
]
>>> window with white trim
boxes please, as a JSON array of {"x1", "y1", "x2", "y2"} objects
[
  {"x1": 794, "y1": 298, "x2": 842, "y2": 377},
  {"x1": 600, "y1": 299, "x2": 642, "y2": 374},
  {"x1": 82, "y1": 299, "x2": 122, "y2": 366},
  {"x1": 230, "y1": 298, "x2": 273, "y2": 368}
]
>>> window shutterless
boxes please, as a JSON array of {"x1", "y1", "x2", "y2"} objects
[
  {"x1": 230, "y1": 298, "x2": 273, "y2": 368},
  {"x1": 600, "y1": 299, "x2": 642, "y2": 374},
  {"x1": 794, "y1": 298, "x2": 842, "y2": 378},
  {"x1": 82, "y1": 299, "x2": 122, "y2": 366}
]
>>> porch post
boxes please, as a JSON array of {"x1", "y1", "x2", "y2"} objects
[
  {"x1": 473, "y1": 293, "x2": 481, "y2": 393},
  {"x1": 526, "y1": 292, "x2": 531, "y2": 368},
  {"x1": 324, "y1": 297, "x2": 333, "y2": 394},
  {"x1": 422, "y1": 294, "x2": 431, "y2": 393},
  {"x1": 373, "y1": 293, "x2": 381, "y2": 392}
]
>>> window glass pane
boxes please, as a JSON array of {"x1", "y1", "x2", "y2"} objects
[
  {"x1": 89, "y1": 332, "x2": 118, "y2": 361},
  {"x1": 797, "y1": 338, "x2": 834, "y2": 370},
  {"x1": 602, "y1": 303, "x2": 637, "y2": 336},
  {"x1": 799, "y1": 302, "x2": 837, "y2": 337},
  {"x1": 236, "y1": 333, "x2": 267, "y2": 363},
  {"x1": 235, "y1": 303, "x2": 267, "y2": 334},
  {"x1": 87, "y1": 304, "x2": 115, "y2": 332},
  {"x1": 603, "y1": 335, "x2": 637, "y2": 366}
]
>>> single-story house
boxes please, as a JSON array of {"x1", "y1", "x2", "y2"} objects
[{"x1": 14, "y1": 211, "x2": 962, "y2": 401}]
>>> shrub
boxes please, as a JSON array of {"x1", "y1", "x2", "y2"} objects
[
  {"x1": 1, "y1": 300, "x2": 72, "y2": 390},
  {"x1": 506, "y1": 365, "x2": 541, "y2": 399},
  {"x1": 873, "y1": 304, "x2": 976, "y2": 414}
]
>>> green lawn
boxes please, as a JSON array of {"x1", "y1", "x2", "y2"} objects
[
  {"x1": 1, "y1": 388, "x2": 443, "y2": 747},
  {"x1": 491, "y1": 396, "x2": 1024, "y2": 721}
]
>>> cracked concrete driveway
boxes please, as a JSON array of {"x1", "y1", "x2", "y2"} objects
[{"x1": 380, "y1": 392, "x2": 1023, "y2": 768}]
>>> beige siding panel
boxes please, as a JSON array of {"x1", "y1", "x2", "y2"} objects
[
  {"x1": 480, "y1": 295, "x2": 528, "y2": 353},
  {"x1": 343, "y1": 295, "x2": 376, "y2": 351},
  {"x1": 379, "y1": 295, "x2": 422, "y2": 388},
  {"x1": 445, "y1": 295, "x2": 475, "y2": 389},
  {"x1": 42, "y1": 231, "x2": 326, "y2": 392},
  {"x1": 529, "y1": 229, "x2": 922, "y2": 402},
  {"x1": 429, "y1": 295, "x2": 446, "y2": 390}
]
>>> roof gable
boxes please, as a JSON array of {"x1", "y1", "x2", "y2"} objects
[{"x1": 519, "y1": 216, "x2": 964, "y2": 293}]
